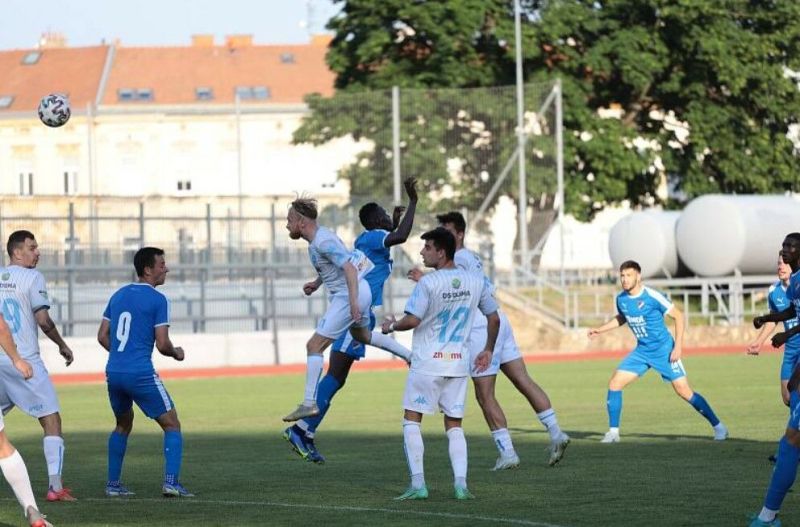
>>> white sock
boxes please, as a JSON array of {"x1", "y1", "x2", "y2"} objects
[
  {"x1": 402, "y1": 419, "x2": 425, "y2": 489},
  {"x1": 609, "y1": 427, "x2": 620, "y2": 435},
  {"x1": 759, "y1": 507, "x2": 778, "y2": 522},
  {"x1": 369, "y1": 332, "x2": 411, "y2": 362},
  {"x1": 446, "y1": 427, "x2": 468, "y2": 486},
  {"x1": 43, "y1": 435, "x2": 64, "y2": 491},
  {"x1": 537, "y1": 409, "x2": 563, "y2": 441},
  {"x1": 304, "y1": 354, "x2": 324, "y2": 405},
  {"x1": 490, "y1": 428, "x2": 516, "y2": 458},
  {"x1": 0, "y1": 449, "x2": 37, "y2": 512}
]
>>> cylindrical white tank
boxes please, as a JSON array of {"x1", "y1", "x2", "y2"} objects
[
  {"x1": 676, "y1": 194, "x2": 800, "y2": 277},
  {"x1": 608, "y1": 210, "x2": 681, "y2": 278}
]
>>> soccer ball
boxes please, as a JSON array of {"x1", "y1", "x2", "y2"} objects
[{"x1": 38, "y1": 93, "x2": 71, "y2": 128}]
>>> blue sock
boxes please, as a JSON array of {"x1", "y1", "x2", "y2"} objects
[
  {"x1": 607, "y1": 390, "x2": 622, "y2": 428},
  {"x1": 302, "y1": 375, "x2": 342, "y2": 434},
  {"x1": 107, "y1": 431, "x2": 128, "y2": 484},
  {"x1": 688, "y1": 392, "x2": 720, "y2": 426},
  {"x1": 765, "y1": 436, "x2": 800, "y2": 511},
  {"x1": 163, "y1": 430, "x2": 183, "y2": 484}
]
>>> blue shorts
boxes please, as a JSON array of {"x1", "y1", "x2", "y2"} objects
[
  {"x1": 106, "y1": 371, "x2": 175, "y2": 419},
  {"x1": 781, "y1": 347, "x2": 800, "y2": 381},
  {"x1": 617, "y1": 342, "x2": 686, "y2": 382},
  {"x1": 331, "y1": 311, "x2": 376, "y2": 360}
]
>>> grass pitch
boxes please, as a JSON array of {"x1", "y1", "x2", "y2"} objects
[{"x1": 0, "y1": 352, "x2": 793, "y2": 526}]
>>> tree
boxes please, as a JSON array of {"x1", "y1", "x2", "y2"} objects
[{"x1": 295, "y1": 0, "x2": 800, "y2": 221}]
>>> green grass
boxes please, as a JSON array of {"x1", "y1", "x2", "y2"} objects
[{"x1": 0, "y1": 353, "x2": 794, "y2": 526}]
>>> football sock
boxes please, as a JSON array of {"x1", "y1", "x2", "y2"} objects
[
  {"x1": 302, "y1": 374, "x2": 342, "y2": 435},
  {"x1": 304, "y1": 353, "x2": 324, "y2": 405},
  {"x1": 764, "y1": 436, "x2": 800, "y2": 513},
  {"x1": 537, "y1": 409, "x2": 563, "y2": 441},
  {"x1": 107, "y1": 431, "x2": 128, "y2": 484},
  {"x1": 163, "y1": 430, "x2": 183, "y2": 484},
  {"x1": 403, "y1": 419, "x2": 425, "y2": 489},
  {"x1": 607, "y1": 390, "x2": 622, "y2": 428},
  {"x1": 369, "y1": 332, "x2": 411, "y2": 362},
  {"x1": 0, "y1": 449, "x2": 37, "y2": 512},
  {"x1": 490, "y1": 428, "x2": 516, "y2": 458},
  {"x1": 447, "y1": 427, "x2": 468, "y2": 485},
  {"x1": 43, "y1": 436, "x2": 64, "y2": 491},
  {"x1": 687, "y1": 392, "x2": 720, "y2": 426}
]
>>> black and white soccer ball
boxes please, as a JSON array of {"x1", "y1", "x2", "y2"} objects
[{"x1": 38, "y1": 93, "x2": 71, "y2": 128}]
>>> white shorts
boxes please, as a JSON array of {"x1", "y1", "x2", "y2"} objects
[
  {"x1": 315, "y1": 281, "x2": 373, "y2": 339},
  {"x1": 0, "y1": 358, "x2": 60, "y2": 418},
  {"x1": 402, "y1": 371, "x2": 468, "y2": 418},
  {"x1": 469, "y1": 313, "x2": 522, "y2": 378}
]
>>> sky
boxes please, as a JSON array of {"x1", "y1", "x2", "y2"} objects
[{"x1": 0, "y1": 0, "x2": 342, "y2": 50}]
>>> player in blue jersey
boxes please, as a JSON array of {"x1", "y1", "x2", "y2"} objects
[
  {"x1": 284, "y1": 178, "x2": 418, "y2": 463},
  {"x1": 283, "y1": 197, "x2": 413, "y2": 423},
  {"x1": 589, "y1": 260, "x2": 727, "y2": 443},
  {"x1": 748, "y1": 252, "x2": 800, "y2": 407},
  {"x1": 96, "y1": 247, "x2": 193, "y2": 498},
  {"x1": 749, "y1": 233, "x2": 800, "y2": 527}
]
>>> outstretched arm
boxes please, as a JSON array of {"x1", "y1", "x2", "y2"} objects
[
  {"x1": 754, "y1": 305, "x2": 797, "y2": 327},
  {"x1": 747, "y1": 321, "x2": 777, "y2": 355},
  {"x1": 35, "y1": 309, "x2": 74, "y2": 366},
  {"x1": 385, "y1": 177, "x2": 418, "y2": 247},
  {"x1": 587, "y1": 314, "x2": 626, "y2": 339},
  {"x1": 381, "y1": 313, "x2": 421, "y2": 333}
]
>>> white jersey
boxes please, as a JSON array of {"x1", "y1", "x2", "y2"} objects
[
  {"x1": 455, "y1": 247, "x2": 490, "y2": 330},
  {"x1": 0, "y1": 265, "x2": 49, "y2": 360},
  {"x1": 308, "y1": 226, "x2": 373, "y2": 296},
  {"x1": 404, "y1": 267, "x2": 498, "y2": 377}
]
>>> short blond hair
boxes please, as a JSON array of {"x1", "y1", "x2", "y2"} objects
[{"x1": 290, "y1": 197, "x2": 318, "y2": 220}]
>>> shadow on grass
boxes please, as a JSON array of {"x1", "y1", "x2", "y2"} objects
[{"x1": 0, "y1": 429, "x2": 789, "y2": 526}]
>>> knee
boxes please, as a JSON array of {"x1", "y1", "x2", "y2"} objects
[{"x1": 786, "y1": 429, "x2": 800, "y2": 448}]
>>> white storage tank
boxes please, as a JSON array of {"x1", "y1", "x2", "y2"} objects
[
  {"x1": 608, "y1": 210, "x2": 682, "y2": 278},
  {"x1": 676, "y1": 194, "x2": 800, "y2": 277}
]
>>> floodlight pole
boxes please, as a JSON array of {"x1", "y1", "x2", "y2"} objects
[{"x1": 514, "y1": 0, "x2": 529, "y2": 275}]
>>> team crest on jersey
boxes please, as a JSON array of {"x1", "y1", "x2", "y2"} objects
[
  {"x1": 0, "y1": 273, "x2": 8, "y2": 281},
  {"x1": 452, "y1": 278, "x2": 461, "y2": 289},
  {"x1": 637, "y1": 300, "x2": 645, "y2": 309},
  {"x1": 39, "y1": 290, "x2": 48, "y2": 299}
]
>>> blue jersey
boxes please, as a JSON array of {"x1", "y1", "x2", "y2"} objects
[
  {"x1": 616, "y1": 286, "x2": 674, "y2": 353},
  {"x1": 768, "y1": 280, "x2": 800, "y2": 350},
  {"x1": 355, "y1": 229, "x2": 392, "y2": 307},
  {"x1": 103, "y1": 283, "x2": 170, "y2": 374}
]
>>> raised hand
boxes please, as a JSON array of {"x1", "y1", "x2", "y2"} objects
[{"x1": 403, "y1": 177, "x2": 418, "y2": 201}]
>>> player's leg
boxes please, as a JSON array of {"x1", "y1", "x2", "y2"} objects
[
  {"x1": 133, "y1": 372, "x2": 193, "y2": 497},
  {"x1": 0, "y1": 414, "x2": 48, "y2": 526},
  {"x1": 472, "y1": 374, "x2": 519, "y2": 470},
  {"x1": 350, "y1": 300, "x2": 411, "y2": 362},
  {"x1": 500, "y1": 358, "x2": 570, "y2": 465},
  {"x1": 288, "y1": 347, "x2": 356, "y2": 463},
  {"x1": 441, "y1": 377, "x2": 472, "y2": 500},
  {"x1": 38, "y1": 413, "x2": 73, "y2": 502},
  {"x1": 105, "y1": 374, "x2": 136, "y2": 496},
  {"x1": 396, "y1": 372, "x2": 434, "y2": 500},
  {"x1": 603, "y1": 357, "x2": 642, "y2": 443},
  {"x1": 666, "y1": 364, "x2": 727, "y2": 440},
  {"x1": 750, "y1": 397, "x2": 800, "y2": 527}
]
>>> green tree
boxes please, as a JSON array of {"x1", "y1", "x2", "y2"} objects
[{"x1": 295, "y1": 0, "x2": 800, "y2": 220}]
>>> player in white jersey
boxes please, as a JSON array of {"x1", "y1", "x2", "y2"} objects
[
  {"x1": 382, "y1": 227, "x2": 500, "y2": 500},
  {"x1": 1, "y1": 231, "x2": 76, "y2": 502},
  {"x1": 410, "y1": 212, "x2": 570, "y2": 469},
  {"x1": 0, "y1": 314, "x2": 53, "y2": 526},
  {"x1": 283, "y1": 198, "x2": 411, "y2": 422}
]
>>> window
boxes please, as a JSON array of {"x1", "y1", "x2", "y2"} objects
[
  {"x1": 177, "y1": 180, "x2": 192, "y2": 192},
  {"x1": 63, "y1": 170, "x2": 77, "y2": 195},
  {"x1": 117, "y1": 88, "x2": 154, "y2": 102},
  {"x1": 19, "y1": 172, "x2": 33, "y2": 195},
  {"x1": 21, "y1": 52, "x2": 41, "y2": 65},
  {"x1": 280, "y1": 52, "x2": 295, "y2": 64},
  {"x1": 235, "y1": 86, "x2": 271, "y2": 100},
  {"x1": 0, "y1": 95, "x2": 13, "y2": 108},
  {"x1": 195, "y1": 87, "x2": 214, "y2": 101}
]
